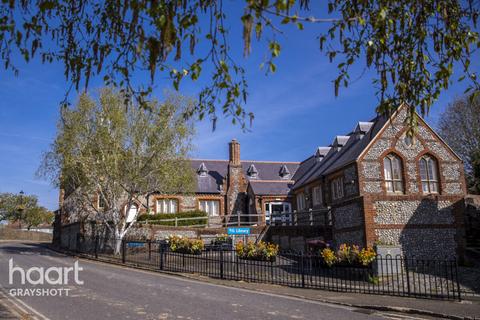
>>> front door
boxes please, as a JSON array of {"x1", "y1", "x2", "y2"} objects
[{"x1": 265, "y1": 202, "x2": 291, "y2": 224}]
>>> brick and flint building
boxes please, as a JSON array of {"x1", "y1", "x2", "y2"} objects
[{"x1": 59, "y1": 104, "x2": 467, "y2": 258}]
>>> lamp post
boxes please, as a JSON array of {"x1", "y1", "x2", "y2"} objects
[{"x1": 18, "y1": 190, "x2": 24, "y2": 230}]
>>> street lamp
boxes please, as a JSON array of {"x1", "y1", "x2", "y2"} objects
[{"x1": 18, "y1": 190, "x2": 24, "y2": 230}]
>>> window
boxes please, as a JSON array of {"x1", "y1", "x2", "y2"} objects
[
  {"x1": 97, "y1": 194, "x2": 107, "y2": 210},
  {"x1": 331, "y1": 177, "x2": 344, "y2": 200},
  {"x1": 419, "y1": 156, "x2": 439, "y2": 194},
  {"x1": 312, "y1": 186, "x2": 323, "y2": 206},
  {"x1": 199, "y1": 200, "x2": 220, "y2": 217},
  {"x1": 156, "y1": 199, "x2": 178, "y2": 214},
  {"x1": 296, "y1": 193, "x2": 306, "y2": 211},
  {"x1": 383, "y1": 154, "x2": 404, "y2": 193},
  {"x1": 124, "y1": 203, "x2": 138, "y2": 223}
]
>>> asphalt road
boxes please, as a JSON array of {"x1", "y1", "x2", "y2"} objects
[{"x1": 0, "y1": 242, "x2": 428, "y2": 320}]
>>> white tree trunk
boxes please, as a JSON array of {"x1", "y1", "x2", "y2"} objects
[{"x1": 113, "y1": 220, "x2": 124, "y2": 256}]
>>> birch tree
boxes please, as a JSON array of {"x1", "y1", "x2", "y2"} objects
[
  {"x1": 438, "y1": 92, "x2": 480, "y2": 192},
  {"x1": 39, "y1": 89, "x2": 195, "y2": 254}
]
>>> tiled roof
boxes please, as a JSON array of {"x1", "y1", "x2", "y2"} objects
[
  {"x1": 292, "y1": 114, "x2": 388, "y2": 189},
  {"x1": 249, "y1": 180, "x2": 294, "y2": 195},
  {"x1": 190, "y1": 111, "x2": 390, "y2": 195},
  {"x1": 190, "y1": 159, "x2": 300, "y2": 194}
]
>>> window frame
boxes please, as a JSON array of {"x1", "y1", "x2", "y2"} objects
[
  {"x1": 331, "y1": 177, "x2": 344, "y2": 200},
  {"x1": 156, "y1": 198, "x2": 179, "y2": 214},
  {"x1": 296, "y1": 193, "x2": 306, "y2": 211},
  {"x1": 419, "y1": 155, "x2": 440, "y2": 194},
  {"x1": 383, "y1": 153, "x2": 405, "y2": 194},
  {"x1": 312, "y1": 186, "x2": 323, "y2": 206},
  {"x1": 199, "y1": 199, "x2": 220, "y2": 217}
]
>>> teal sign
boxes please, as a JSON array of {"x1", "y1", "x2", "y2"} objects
[{"x1": 227, "y1": 227, "x2": 251, "y2": 235}]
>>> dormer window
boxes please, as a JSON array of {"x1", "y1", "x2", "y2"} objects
[
  {"x1": 247, "y1": 164, "x2": 258, "y2": 178},
  {"x1": 332, "y1": 136, "x2": 350, "y2": 152},
  {"x1": 279, "y1": 165, "x2": 290, "y2": 179},
  {"x1": 315, "y1": 147, "x2": 330, "y2": 162},
  {"x1": 197, "y1": 162, "x2": 208, "y2": 177}
]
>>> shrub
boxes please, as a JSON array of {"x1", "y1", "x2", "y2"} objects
[
  {"x1": 320, "y1": 248, "x2": 337, "y2": 267},
  {"x1": 137, "y1": 211, "x2": 208, "y2": 227},
  {"x1": 336, "y1": 244, "x2": 360, "y2": 265},
  {"x1": 166, "y1": 235, "x2": 204, "y2": 254},
  {"x1": 211, "y1": 234, "x2": 231, "y2": 245},
  {"x1": 235, "y1": 240, "x2": 279, "y2": 262},
  {"x1": 320, "y1": 244, "x2": 377, "y2": 267},
  {"x1": 358, "y1": 247, "x2": 377, "y2": 266}
]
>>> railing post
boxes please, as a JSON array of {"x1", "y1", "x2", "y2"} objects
[
  {"x1": 237, "y1": 212, "x2": 240, "y2": 226},
  {"x1": 148, "y1": 240, "x2": 151, "y2": 261},
  {"x1": 293, "y1": 211, "x2": 297, "y2": 226},
  {"x1": 76, "y1": 233, "x2": 81, "y2": 253},
  {"x1": 455, "y1": 260, "x2": 461, "y2": 301},
  {"x1": 309, "y1": 210, "x2": 313, "y2": 226},
  {"x1": 122, "y1": 239, "x2": 126, "y2": 264},
  {"x1": 404, "y1": 257, "x2": 411, "y2": 297},
  {"x1": 94, "y1": 236, "x2": 98, "y2": 259},
  {"x1": 159, "y1": 242, "x2": 164, "y2": 270},
  {"x1": 301, "y1": 252, "x2": 305, "y2": 288},
  {"x1": 175, "y1": 217, "x2": 178, "y2": 227},
  {"x1": 219, "y1": 248, "x2": 224, "y2": 279}
]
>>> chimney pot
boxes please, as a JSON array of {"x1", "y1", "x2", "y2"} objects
[{"x1": 229, "y1": 139, "x2": 241, "y2": 165}]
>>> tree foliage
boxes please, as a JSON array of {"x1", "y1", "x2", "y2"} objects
[
  {"x1": 472, "y1": 149, "x2": 480, "y2": 194},
  {"x1": 438, "y1": 92, "x2": 480, "y2": 192},
  {"x1": 38, "y1": 88, "x2": 195, "y2": 249},
  {"x1": 1, "y1": 1, "x2": 478, "y2": 127},
  {"x1": 0, "y1": 192, "x2": 53, "y2": 228}
]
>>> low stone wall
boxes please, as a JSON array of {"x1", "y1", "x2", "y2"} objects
[
  {"x1": 0, "y1": 227, "x2": 52, "y2": 242},
  {"x1": 264, "y1": 226, "x2": 330, "y2": 252}
]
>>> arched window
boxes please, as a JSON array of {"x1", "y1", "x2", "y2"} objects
[
  {"x1": 419, "y1": 155, "x2": 439, "y2": 194},
  {"x1": 383, "y1": 154, "x2": 404, "y2": 193}
]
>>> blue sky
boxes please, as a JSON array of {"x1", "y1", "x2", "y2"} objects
[{"x1": 0, "y1": 5, "x2": 477, "y2": 210}]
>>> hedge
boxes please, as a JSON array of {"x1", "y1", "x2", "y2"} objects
[{"x1": 137, "y1": 211, "x2": 208, "y2": 226}]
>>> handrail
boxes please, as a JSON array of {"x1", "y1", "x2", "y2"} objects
[{"x1": 134, "y1": 208, "x2": 332, "y2": 228}]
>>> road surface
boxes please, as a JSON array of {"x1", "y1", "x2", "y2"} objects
[{"x1": 0, "y1": 242, "x2": 429, "y2": 320}]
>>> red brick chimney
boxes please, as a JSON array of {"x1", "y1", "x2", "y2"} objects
[
  {"x1": 229, "y1": 139, "x2": 241, "y2": 166},
  {"x1": 226, "y1": 139, "x2": 246, "y2": 215}
]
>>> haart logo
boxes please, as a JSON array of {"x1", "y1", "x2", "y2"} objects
[{"x1": 8, "y1": 258, "x2": 84, "y2": 297}]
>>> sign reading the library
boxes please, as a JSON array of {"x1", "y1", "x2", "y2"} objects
[{"x1": 227, "y1": 227, "x2": 251, "y2": 235}]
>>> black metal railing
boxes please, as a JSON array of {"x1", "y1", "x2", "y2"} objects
[{"x1": 70, "y1": 235, "x2": 462, "y2": 301}]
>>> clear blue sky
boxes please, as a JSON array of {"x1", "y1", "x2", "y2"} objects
[{"x1": 0, "y1": 5, "x2": 477, "y2": 210}]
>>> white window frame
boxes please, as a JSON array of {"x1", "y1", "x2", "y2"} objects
[
  {"x1": 296, "y1": 193, "x2": 306, "y2": 211},
  {"x1": 312, "y1": 186, "x2": 323, "y2": 206},
  {"x1": 420, "y1": 156, "x2": 439, "y2": 194},
  {"x1": 383, "y1": 153, "x2": 404, "y2": 193},
  {"x1": 124, "y1": 203, "x2": 138, "y2": 223},
  {"x1": 156, "y1": 198, "x2": 178, "y2": 214},
  {"x1": 331, "y1": 177, "x2": 344, "y2": 200},
  {"x1": 199, "y1": 200, "x2": 220, "y2": 217}
]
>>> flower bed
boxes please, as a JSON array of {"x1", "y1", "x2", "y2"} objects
[
  {"x1": 235, "y1": 240, "x2": 279, "y2": 262},
  {"x1": 320, "y1": 244, "x2": 376, "y2": 267},
  {"x1": 166, "y1": 235, "x2": 204, "y2": 255}
]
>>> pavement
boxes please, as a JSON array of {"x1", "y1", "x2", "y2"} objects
[{"x1": 0, "y1": 241, "x2": 478, "y2": 320}]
